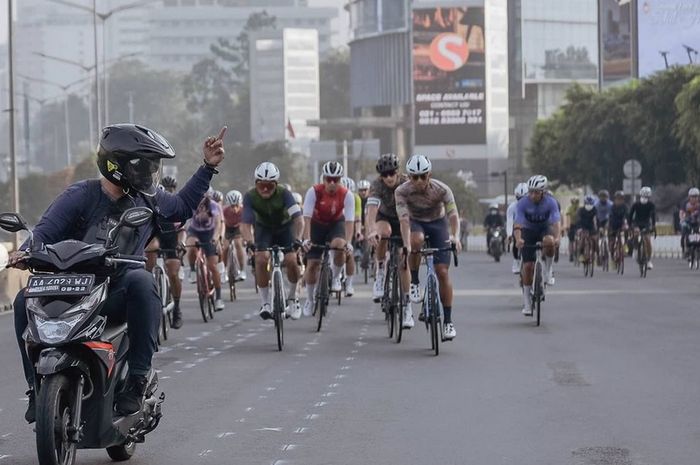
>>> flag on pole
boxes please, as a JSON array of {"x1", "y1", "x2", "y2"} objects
[{"x1": 286, "y1": 117, "x2": 296, "y2": 139}]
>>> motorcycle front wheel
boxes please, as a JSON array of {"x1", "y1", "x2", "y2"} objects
[{"x1": 35, "y1": 374, "x2": 78, "y2": 465}]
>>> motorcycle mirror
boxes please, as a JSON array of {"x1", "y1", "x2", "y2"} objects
[
  {"x1": 120, "y1": 207, "x2": 153, "y2": 229},
  {"x1": 0, "y1": 212, "x2": 29, "y2": 233}
]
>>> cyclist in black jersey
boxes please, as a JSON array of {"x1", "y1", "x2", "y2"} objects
[{"x1": 628, "y1": 186, "x2": 657, "y2": 269}]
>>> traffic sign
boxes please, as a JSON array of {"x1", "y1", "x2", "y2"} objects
[
  {"x1": 623, "y1": 159, "x2": 642, "y2": 179},
  {"x1": 623, "y1": 178, "x2": 642, "y2": 196}
]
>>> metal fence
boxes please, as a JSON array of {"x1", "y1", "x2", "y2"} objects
[{"x1": 465, "y1": 235, "x2": 684, "y2": 259}]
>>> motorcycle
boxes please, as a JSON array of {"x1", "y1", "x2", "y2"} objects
[
  {"x1": 488, "y1": 227, "x2": 504, "y2": 262},
  {"x1": 0, "y1": 207, "x2": 164, "y2": 465}
]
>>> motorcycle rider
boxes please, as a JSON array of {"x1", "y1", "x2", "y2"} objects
[
  {"x1": 8, "y1": 124, "x2": 226, "y2": 422},
  {"x1": 484, "y1": 203, "x2": 505, "y2": 256}
]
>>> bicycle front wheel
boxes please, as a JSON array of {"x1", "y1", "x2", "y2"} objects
[
  {"x1": 426, "y1": 275, "x2": 440, "y2": 356},
  {"x1": 534, "y1": 260, "x2": 543, "y2": 326},
  {"x1": 316, "y1": 263, "x2": 329, "y2": 332},
  {"x1": 196, "y1": 263, "x2": 209, "y2": 322},
  {"x1": 273, "y1": 271, "x2": 285, "y2": 351}
]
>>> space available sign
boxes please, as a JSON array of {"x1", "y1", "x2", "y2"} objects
[{"x1": 412, "y1": 5, "x2": 486, "y2": 146}]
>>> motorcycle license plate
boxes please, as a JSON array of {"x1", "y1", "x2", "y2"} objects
[
  {"x1": 26, "y1": 274, "x2": 95, "y2": 297},
  {"x1": 689, "y1": 234, "x2": 700, "y2": 243}
]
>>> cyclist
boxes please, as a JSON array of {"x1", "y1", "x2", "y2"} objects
[
  {"x1": 575, "y1": 195, "x2": 598, "y2": 264},
  {"x1": 484, "y1": 203, "x2": 505, "y2": 256},
  {"x1": 144, "y1": 176, "x2": 185, "y2": 329},
  {"x1": 340, "y1": 176, "x2": 360, "y2": 297},
  {"x1": 396, "y1": 154, "x2": 461, "y2": 339},
  {"x1": 514, "y1": 175, "x2": 560, "y2": 316},
  {"x1": 595, "y1": 190, "x2": 612, "y2": 231},
  {"x1": 241, "y1": 162, "x2": 304, "y2": 320},
  {"x1": 302, "y1": 161, "x2": 355, "y2": 317},
  {"x1": 357, "y1": 179, "x2": 371, "y2": 271},
  {"x1": 679, "y1": 187, "x2": 700, "y2": 256},
  {"x1": 223, "y1": 190, "x2": 247, "y2": 282},
  {"x1": 507, "y1": 182, "x2": 528, "y2": 274},
  {"x1": 9, "y1": 123, "x2": 225, "y2": 421},
  {"x1": 608, "y1": 190, "x2": 629, "y2": 258},
  {"x1": 629, "y1": 186, "x2": 657, "y2": 269},
  {"x1": 366, "y1": 153, "x2": 408, "y2": 307},
  {"x1": 186, "y1": 192, "x2": 225, "y2": 311},
  {"x1": 564, "y1": 196, "x2": 580, "y2": 262}
]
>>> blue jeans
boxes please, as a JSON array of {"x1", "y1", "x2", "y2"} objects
[{"x1": 14, "y1": 268, "x2": 160, "y2": 387}]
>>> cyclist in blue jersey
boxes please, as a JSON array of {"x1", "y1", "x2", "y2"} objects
[
  {"x1": 514, "y1": 175, "x2": 561, "y2": 316},
  {"x1": 595, "y1": 190, "x2": 612, "y2": 231}
]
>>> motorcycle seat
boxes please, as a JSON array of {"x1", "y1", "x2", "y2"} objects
[{"x1": 102, "y1": 322, "x2": 128, "y2": 342}]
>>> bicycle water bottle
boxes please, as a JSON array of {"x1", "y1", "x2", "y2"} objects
[
  {"x1": 178, "y1": 268, "x2": 185, "y2": 281},
  {"x1": 217, "y1": 261, "x2": 226, "y2": 275}
]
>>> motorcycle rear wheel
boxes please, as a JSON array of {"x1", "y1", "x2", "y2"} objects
[{"x1": 106, "y1": 441, "x2": 136, "y2": 461}]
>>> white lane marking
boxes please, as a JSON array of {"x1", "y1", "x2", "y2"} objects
[
  {"x1": 195, "y1": 357, "x2": 209, "y2": 363},
  {"x1": 237, "y1": 418, "x2": 246, "y2": 423},
  {"x1": 328, "y1": 383, "x2": 340, "y2": 388},
  {"x1": 0, "y1": 455, "x2": 12, "y2": 461},
  {"x1": 245, "y1": 407, "x2": 254, "y2": 412},
  {"x1": 314, "y1": 402, "x2": 327, "y2": 407},
  {"x1": 340, "y1": 366, "x2": 352, "y2": 370},
  {"x1": 354, "y1": 341, "x2": 366, "y2": 347},
  {"x1": 0, "y1": 433, "x2": 11, "y2": 438},
  {"x1": 259, "y1": 395, "x2": 268, "y2": 400},
  {"x1": 281, "y1": 444, "x2": 298, "y2": 451},
  {"x1": 345, "y1": 357, "x2": 355, "y2": 361},
  {"x1": 305, "y1": 414, "x2": 320, "y2": 420},
  {"x1": 351, "y1": 350, "x2": 358, "y2": 354},
  {"x1": 173, "y1": 370, "x2": 182, "y2": 374},
  {"x1": 161, "y1": 376, "x2": 171, "y2": 380},
  {"x1": 198, "y1": 449, "x2": 212, "y2": 457},
  {"x1": 217, "y1": 432, "x2": 236, "y2": 438},
  {"x1": 255, "y1": 427, "x2": 283, "y2": 432},
  {"x1": 322, "y1": 392, "x2": 336, "y2": 397},
  {"x1": 266, "y1": 387, "x2": 277, "y2": 392},
  {"x1": 293, "y1": 427, "x2": 308, "y2": 434},
  {"x1": 334, "y1": 374, "x2": 346, "y2": 379}
]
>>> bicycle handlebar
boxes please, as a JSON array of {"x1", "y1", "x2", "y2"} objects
[{"x1": 418, "y1": 244, "x2": 458, "y2": 267}]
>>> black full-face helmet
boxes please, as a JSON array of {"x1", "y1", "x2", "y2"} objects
[{"x1": 97, "y1": 124, "x2": 176, "y2": 196}]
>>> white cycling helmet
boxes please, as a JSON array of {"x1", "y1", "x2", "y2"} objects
[
  {"x1": 254, "y1": 162, "x2": 280, "y2": 182},
  {"x1": 489, "y1": 203, "x2": 498, "y2": 210},
  {"x1": 406, "y1": 154, "x2": 432, "y2": 175},
  {"x1": 514, "y1": 182, "x2": 528, "y2": 199},
  {"x1": 357, "y1": 179, "x2": 371, "y2": 190},
  {"x1": 689, "y1": 187, "x2": 700, "y2": 197},
  {"x1": 321, "y1": 161, "x2": 344, "y2": 178},
  {"x1": 639, "y1": 186, "x2": 652, "y2": 198},
  {"x1": 527, "y1": 175, "x2": 548, "y2": 192},
  {"x1": 292, "y1": 192, "x2": 303, "y2": 205},
  {"x1": 225, "y1": 190, "x2": 242, "y2": 206},
  {"x1": 340, "y1": 177, "x2": 356, "y2": 192}
]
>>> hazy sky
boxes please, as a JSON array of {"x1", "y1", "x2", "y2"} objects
[{"x1": 0, "y1": 1, "x2": 350, "y2": 47}]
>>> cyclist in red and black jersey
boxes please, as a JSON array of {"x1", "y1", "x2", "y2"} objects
[{"x1": 301, "y1": 161, "x2": 356, "y2": 317}]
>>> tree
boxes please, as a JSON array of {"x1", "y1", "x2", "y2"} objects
[
  {"x1": 319, "y1": 48, "x2": 351, "y2": 140},
  {"x1": 674, "y1": 75, "x2": 700, "y2": 184}
]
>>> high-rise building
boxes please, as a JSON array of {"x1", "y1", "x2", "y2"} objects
[
  {"x1": 346, "y1": 0, "x2": 509, "y2": 196},
  {"x1": 249, "y1": 28, "x2": 320, "y2": 149},
  {"x1": 149, "y1": 1, "x2": 336, "y2": 72},
  {"x1": 508, "y1": 0, "x2": 599, "y2": 176}
]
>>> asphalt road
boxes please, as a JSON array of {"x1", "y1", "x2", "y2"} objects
[{"x1": 0, "y1": 253, "x2": 699, "y2": 465}]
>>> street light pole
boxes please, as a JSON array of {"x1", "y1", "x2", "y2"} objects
[
  {"x1": 8, "y1": 0, "x2": 20, "y2": 248},
  {"x1": 92, "y1": 0, "x2": 101, "y2": 133}
]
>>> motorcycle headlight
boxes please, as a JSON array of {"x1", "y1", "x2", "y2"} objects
[
  {"x1": 29, "y1": 282, "x2": 108, "y2": 344},
  {"x1": 34, "y1": 313, "x2": 84, "y2": 344},
  {"x1": 63, "y1": 282, "x2": 108, "y2": 317}
]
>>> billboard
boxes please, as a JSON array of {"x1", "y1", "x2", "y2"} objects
[
  {"x1": 412, "y1": 5, "x2": 486, "y2": 147},
  {"x1": 638, "y1": 0, "x2": 700, "y2": 77},
  {"x1": 599, "y1": 0, "x2": 635, "y2": 87}
]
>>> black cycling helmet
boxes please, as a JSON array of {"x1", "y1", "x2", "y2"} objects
[
  {"x1": 376, "y1": 153, "x2": 399, "y2": 174},
  {"x1": 97, "y1": 124, "x2": 175, "y2": 196},
  {"x1": 161, "y1": 175, "x2": 177, "y2": 190}
]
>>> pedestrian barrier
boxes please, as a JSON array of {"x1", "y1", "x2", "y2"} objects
[{"x1": 465, "y1": 235, "x2": 684, "y2": 259}]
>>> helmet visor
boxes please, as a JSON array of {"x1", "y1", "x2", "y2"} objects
[{"x1": 125, "y1": 158, "x2": 161, "y2": 196}]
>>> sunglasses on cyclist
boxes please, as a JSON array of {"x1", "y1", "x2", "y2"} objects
[
  {"x1": 325, "y1": 176, "x2": 341, "y2": 184},
  {"x1": 380, "y1": 171, "x2": 397, "y2": 178},
  {"x1": 410, "y1": 174, "x2": 428, "y2": 181},
  {"x1": 256, "y1": 180, "x2": 277, "y2": 191}
]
